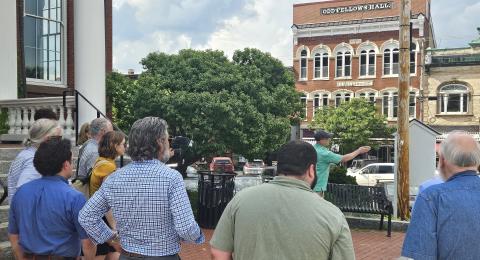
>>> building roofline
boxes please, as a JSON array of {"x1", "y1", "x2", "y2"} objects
[{"x1": 293, "y1": 13, "x2": 421, "y2": 29}]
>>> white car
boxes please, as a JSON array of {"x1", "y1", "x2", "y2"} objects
[
  {"x1": 243, "y1": 159, "x2": 265, "y2": 175},
  {"x1": 347, "y1": 163, "x2": 395, "y2": 186}
]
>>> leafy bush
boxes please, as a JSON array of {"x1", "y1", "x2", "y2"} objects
[
  {"x1": 0, "y1": 109, "x2": 8, "y2": 135},
  {"x1": 329, "y1": 165, "x2": 357, "y2": 185}
]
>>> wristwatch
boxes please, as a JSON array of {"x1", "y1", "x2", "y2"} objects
[{"x1": 108, "y1": 231, "x2": 120, "y2": 244}]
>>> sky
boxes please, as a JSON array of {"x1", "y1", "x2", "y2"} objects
[{"x1": 112, "y1": 0, "x2": 480, "y2": 73}]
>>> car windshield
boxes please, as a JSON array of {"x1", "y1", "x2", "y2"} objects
[
  {"x1": 215, "y1": 160, "x2": 231, "y2": 164},
  {"x1": 250, "y1": 161, "x2": 264, "y2": 167}
]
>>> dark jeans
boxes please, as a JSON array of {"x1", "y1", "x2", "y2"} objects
[{"x1": 119, "y1": 254, "x2": 180, "y2": 260}]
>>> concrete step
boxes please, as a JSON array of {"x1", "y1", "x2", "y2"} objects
[{"x1": 0, "y1": 240, "x2": 13, "y2": 260}]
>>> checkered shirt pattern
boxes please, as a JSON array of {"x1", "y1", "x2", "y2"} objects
[
  {"x1": 77, "y1": 139, "x2": 98, "y2": 178},
  {"x1": 7, "y1": 147, "x2": 37, "y2": 204},
  {"x1": 79, "y1": 159, "x2": 204, "y2": 256}
]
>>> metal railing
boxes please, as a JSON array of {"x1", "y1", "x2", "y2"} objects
[{"x1": 62, "y1": 89, "x2": 126, "y2": 166}]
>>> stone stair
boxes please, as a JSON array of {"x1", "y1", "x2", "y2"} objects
[{"x1": 0, "y1": 146, "x2": 80, "y2": 259}]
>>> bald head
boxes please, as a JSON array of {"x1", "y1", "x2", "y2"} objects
[{"x1": 440, "y1": 131, "x2": 480, "y2": 168}]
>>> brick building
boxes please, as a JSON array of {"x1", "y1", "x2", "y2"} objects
[
  {"x1": 424, "y1": 29, "x2": 480, "y2": 134},
  {"x1": 292, "y1": 0, "x2": 435, "y2": 137}
]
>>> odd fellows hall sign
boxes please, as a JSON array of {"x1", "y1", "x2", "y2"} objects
[{"x1": 321, "y1": 2, "x2": 393, "y2": 15}]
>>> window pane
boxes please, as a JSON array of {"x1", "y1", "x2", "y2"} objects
[
  {"x1": 410, "y1": 52, "x2": 415, "y2": 74},
  {"x1": 369, "y1": 53, "x2": 375, "y2": 75},
  {"x1": 25, "y1": 0, "x2": 38, "y2": 15},
  {"x1": 24, "y1": 16, "x2": 37, "y2": 48},
  {"x1": 323, "y1": 95, "x2": 329, "y2": 106},
  {"x1": 447, "y1": 94, "x2": 461, "y2": 112},
  {"x1": 314, "y1": 57, "x2": 321, "y2": 78},
  {"x1": 300, "y1": 97, "x2": 307, "y2": 118},
  {"x1": 300, "y1": 58, "x2": 307, "y2": 79},
  {"x1": 360, "y1": 54, "x2": 366, "y2": 76},
  {"x1": 25, "y1": 47, "x2": 37, "y2": 78},
  {"x1": 314, "y1": 95, "x2": 320, "y2": 108},
  {"x1": 345, "y1": 54, "x2": 351, "y2": 77},
  {"x1": 409, "y1": 93, "x2": 415, "y2": 116},
  {"x1": 383, "y1": 94, "x2": 389, "y2": 116},
  {"x1": 384, "y1": 51, "x2": 391, "y2": 75},
  {"x1": 322, "y1": 56, "x2": 329, "y2": 78},
  {"x1": 463, "y1": 94, "x2": 468, "y2": 113},
  {"x1": 393, "y1": 52, "x2": 399, "y2": 74},
  {"x1": 393, "y1": 94, "x2": 398, "y2": 117},
  {"x1": 336, "y1": 54, "x2": 343, "y2": 77},
  {"x1": 345, "y1": 94, "x2": 351, "y2": 102}
]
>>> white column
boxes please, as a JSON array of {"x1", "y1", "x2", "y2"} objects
[
  {"x1": 8, "y1": 108, "x2": 16, "y2": 134},
  {"x1": 74, "y1": 0, "x2": 106, "y2": 127},
  {"x1": 65, "y1": 106, "x2": 74, "y2": 140},
  {"x1": 0, "y1": 0, "x2": 18, "y2": 100}
]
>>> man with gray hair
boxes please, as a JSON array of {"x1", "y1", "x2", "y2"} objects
[
  {"x1": 402, "y1": 131, "x2": 480, "y2": 259},
  {"x1": 75, "y1": 118, "x2": 113, "y2": 182},
  {"x1": 79, "y1": 117, "x2": 204, "y2": 259}
]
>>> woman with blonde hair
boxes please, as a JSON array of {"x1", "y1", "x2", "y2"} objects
[
  {"x1": 77, "y1": 122, "x2": 90, "y2": 145},
  {"x1": 7, "y1": 119, "x2": 63, "y2": 203},
  {"x1": 89, "y1": 130, "x2": 125, "y2": 260}
]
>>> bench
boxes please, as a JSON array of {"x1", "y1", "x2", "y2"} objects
[{"x1": 324, "y1": 183, "x2": 393, "y2": 237}]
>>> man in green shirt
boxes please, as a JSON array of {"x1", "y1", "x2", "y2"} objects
[
  {"x1": 313, "y1": 130, "x2": 370, "y2": 196},
  {"x1": 210, "y1": 140, "x2": 355, "y2": 260}
]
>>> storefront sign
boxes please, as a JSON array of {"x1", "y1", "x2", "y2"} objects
[
  {"x1": 321, "y1": 2, "x2": 393, "y2": 15},
  {"x1": 337, "y1": 81, "x2": 374, "y2": 87}
]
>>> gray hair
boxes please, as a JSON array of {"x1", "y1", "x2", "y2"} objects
[
  {"x1": 89, "y1": 118, "x2": 111, "y2": 138},
  {"x1": 440, "y1": 131, "x2": 480, "y2": 167},
  {"x1": 127, "y1": 117, "x2": 169, "y2": 161},
  {"x1": 25, "y1": 119, "x2": 62, "y2": 146}
]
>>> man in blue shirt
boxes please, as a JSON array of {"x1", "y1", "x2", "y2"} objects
[
  {"x1": 8, "y1": 138, "x2": 95, "y2": 260},
  {"x1": 79, "y1": 117, "x2": 204, "y2": 259},
  {"x1": 402, "y1": 132, "x2": 480, "y2": 260}
]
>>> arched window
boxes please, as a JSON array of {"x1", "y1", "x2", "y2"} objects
[
  {"x1": 313, "y1": 52, "x2": 329, "y2": 79},
  {"x1": 336, "y1": 51, "x2": 352, "y2": 78},
  {"x1": 358, "y1": 92, "x2": 376, "y2": 103},
  {"x1": 384, "y1": 48, "x2": 399, "y2": 76},
  {"x1": 335, "y1": 92, "x2": 352, "y2": 107},
  {"x1": 360, "y1": 50, "x2": 376, "y2": 77},
  {"x1": 439, "y1": 84, "x2": 469, "y2": 114},
  {"x1": 313, "y1": 93, "x2": 329, "y2": 115},
  {"x1": 300, "y1": 50, "x2": 307, "y2": 80},
  {"x1": 300, "y1": 94, "x2": 307, "y2": 120},
  {"x1": 382, "y1": 90, "x2": 416, "y2": 118}
]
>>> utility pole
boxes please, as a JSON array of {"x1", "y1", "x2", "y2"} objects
[{"x1": 397, "y1": 0, "x2": 411, "y2": 220}]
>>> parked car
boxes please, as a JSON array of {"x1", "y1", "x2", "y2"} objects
[
  {"x1": 209, "y1": 157, "x2": 235, "y2": 173},
  {"x1": 347, "y1": 163, "x2": 394, "y2": 186},
  {"x1": 243, "y1": 159, "x2": 265, "y2": 175},
  {"x1": 347, "y1": 159, "x2": 378, "y2": 174}
]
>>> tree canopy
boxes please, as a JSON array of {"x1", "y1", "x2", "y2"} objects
[
  {"x1": 310, "y1": 99, "x2": 394, "y2": 153},
  {"x1": 107, "y1": 48, "x2": 301, "y2": 161}
]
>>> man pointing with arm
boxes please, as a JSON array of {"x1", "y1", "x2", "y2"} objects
[{"x1": 313, "y1": 130, "x2": 371, "y2": 197}]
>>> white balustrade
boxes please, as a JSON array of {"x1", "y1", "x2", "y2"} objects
[{"x1": 0, "y1": 96, "x2": 76, "y2": 143}]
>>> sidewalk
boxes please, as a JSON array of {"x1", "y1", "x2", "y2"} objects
[{"x1": 180, "y1": 229, "x2": 405, "y2": 260}]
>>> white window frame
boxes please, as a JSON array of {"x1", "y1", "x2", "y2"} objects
[
  {"x1": 334, "y1": 91, "x2": 353, "y2": 107},
  {"x1": 382, "y1": 90, "x2": 416, "y2": 120},
  {"x1": 357, "y1": 91, "x2": 377, "y2": 103},
  {"x1": 300, "y1": 94, "x2": 308, "y2": 121},
  {"x1": 24, "y1": 0, "x2": 67, "y2": 87},
  {"x1": 383, "y1": 48, "x2": 399, "y2": 76},
  {"x1": 438, "y1": 84, "x2": 470, "y2": 115},
  {"x1": 359, "y1": 50, "x2": 376, "y2": 78},
  {"x1": 335, "y1": 51, "x2": 352, "y2": 78},
  {"x1": 410, "y1": 42, "x2": 418, "y2": 76},
  {"x1": 313, "y1": 52, "x2": 329, "y2": 80},
  {"x1": 300, "y1": 50, "x2": 308, "y2": 81},
  {"x1": 313, "y1": 92, "x2": 330, "y2": 117}
]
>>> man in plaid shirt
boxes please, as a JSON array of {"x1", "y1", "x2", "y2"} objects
[{"x1": 79, "y1": 117, "x2": 204, "y2": 259}]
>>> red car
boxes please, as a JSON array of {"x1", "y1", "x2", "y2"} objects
[{"x1": 209, "y1": 157, "x2": 235, "y2": 173}]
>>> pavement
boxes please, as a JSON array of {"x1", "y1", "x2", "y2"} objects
[{"x1": 180, "y1": 229, "x2": 405, "y2": 260}]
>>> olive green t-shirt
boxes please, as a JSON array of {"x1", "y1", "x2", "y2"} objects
[{"x1": 210, "y1": 176, "x2": 355, "y2": 260}]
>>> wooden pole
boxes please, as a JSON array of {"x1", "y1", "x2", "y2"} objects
[{"x1": 397, "y1": 0, "x2": 411, "y2": 220}]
